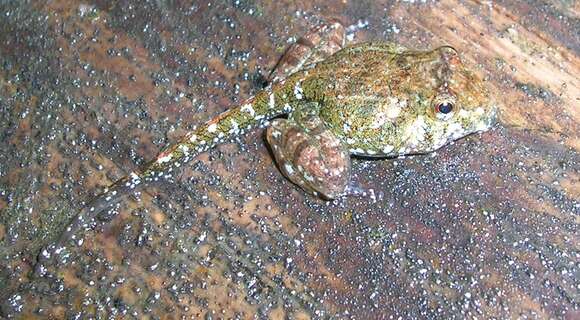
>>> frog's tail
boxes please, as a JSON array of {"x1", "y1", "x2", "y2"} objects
[
  {"x1": 33, "y1": 77, "x2": 302, "y2": 276},
  {"x1": 138, "y1": 78, "x2": 302, "y2": 183},
  {"x1": 33, "y1": 175, "x2": 141, "y2": 276}
]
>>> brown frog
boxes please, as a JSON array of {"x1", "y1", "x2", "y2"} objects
[
  {"x1": 266, "y1": 41, "x2": 497, "y2": 199},
  {"x1": 35, "y1": 21, "x2": 496, "y2": 274}
]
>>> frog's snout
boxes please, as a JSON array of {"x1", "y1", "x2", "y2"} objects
[{"x1": 472, "y1": 104, "x2": 499, "y2": 133}]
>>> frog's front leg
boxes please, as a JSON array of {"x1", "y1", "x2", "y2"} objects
[{"x1": 266, "y1": 102, "x2": 350, "y2": 199}]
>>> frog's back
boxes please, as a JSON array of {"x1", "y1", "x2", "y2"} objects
[
  {"x1": 298, "y1": 42, "x2": 496, "y2": 158},
  {"x1": 297, "y1": 42, "x2": 411, "y2": 104},
  {"x1": 310, "y1": 42, "x2": 407, "y2": 81},
  {"x1": 315, "y1": 42, "x2": 409, "y2": 66}
]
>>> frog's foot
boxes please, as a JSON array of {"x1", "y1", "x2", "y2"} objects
[
  {"x1": 266, "y1": 116, "x2": 350, "y2": 200},
  {"x1": 268, "y1": 19, "x2": 346, "y2": 83}
]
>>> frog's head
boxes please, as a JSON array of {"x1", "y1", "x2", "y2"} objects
[{"x1": 399, "y1": 46, "x2": 497, "y2": 154}]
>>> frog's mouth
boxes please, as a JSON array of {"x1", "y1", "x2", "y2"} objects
[
  {"x1": 424, "y1": 104, "x2": 498, "y2": 153},
  {"x1": 454, "y1": 104, "x2": 497, "y2": 133},
  {"x1": 466, "y1": 104, "x2": 498, "y2": 133}
]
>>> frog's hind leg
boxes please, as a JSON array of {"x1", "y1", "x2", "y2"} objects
[
  {"x1": 268, "y1": 20, "x2": 346, "y2": 83},
  {"x1": 266, "y1": 103, "x2": 350, "y2": 199}
]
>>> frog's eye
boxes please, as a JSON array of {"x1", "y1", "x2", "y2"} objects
[{"x1": 436, "y1": 102, "x2": 454, "y2": 114}]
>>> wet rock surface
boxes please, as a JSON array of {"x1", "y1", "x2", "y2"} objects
[{"x1": 0, "y1": 1, "x2": 578, "y2": 318}]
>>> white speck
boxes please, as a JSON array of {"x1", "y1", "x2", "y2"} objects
[
  {"x1": 382, "y1": 145, "x2": 394, "y2": 153},
  {"x1": 346, "y1": 138, "x2": 355, "y2": 144},
  {"x1": 366, "y1": 149, "x2": 377, "y2": 155},
  {"x1": 284, "y1": 163, "x2": 295, "y2": 175},
  {"x1": 294, "y1": 82, "x2": 303, "y2": 100},
  {"x1": 230, "y1": 119, "x2": 239, "y2": 129},
  {"x1": 78, "y1": 4, "x2": 96, "y2": 17},
  {"x1": 271, "y1": 130, "x2": 282, "y2": 138},
  {"x1": 189, "y1": 134, "x2": 197, "y2": 142},
  {"x1": 179, "y1": 145, "x2": 190, "y2": 154},
  {"x1": 241, "y1": 103, "x2": 255, "y2": 116},
  {"x1": 268, "y1": 92, "x2": 275, "y2": 109},
  {"x1": 207, "y1": 123, "x2": 218, "y2": 133},
  {"x1": 157, "y1": 154, "x2": 172, "y2": 164},
  {"x1": 391, "y1": 24, "x2": 400, "y2": 34},
  {"x1": 346, "y1": 19, "x2": 369, "y2": 41},
  {"x1": 343, "y1": 123, "x2": 351, "y2": 133}
]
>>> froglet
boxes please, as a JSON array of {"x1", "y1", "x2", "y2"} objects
[{"x1": 34, "y1": 22, "x2": 496, "y2": 274}]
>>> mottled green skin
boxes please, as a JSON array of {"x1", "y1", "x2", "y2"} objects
[
  {"x1": 263, "y1": 43, "x2": 496, "y2": 198},
  {"x1": 141, "y1": 42, "x2": 496, "y2": 197},
  {"x1": 301, "y1": 43, "x2": 496, "y2": 156}
]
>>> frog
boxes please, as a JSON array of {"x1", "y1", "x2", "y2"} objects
[{"x1": 34, "y1": 21, "x2": 496, "y2": 274}]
